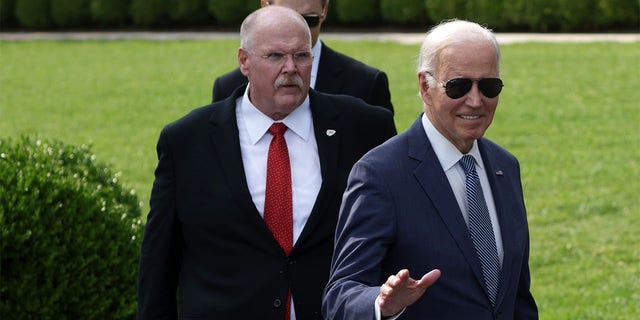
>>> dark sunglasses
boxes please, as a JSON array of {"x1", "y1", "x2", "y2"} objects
[
  {"x1": 302, "y1": 14, "x2": 322, "y2": 27},
  {"x1": 441, "y1": 77, "x2": 504, "y2": 99}
]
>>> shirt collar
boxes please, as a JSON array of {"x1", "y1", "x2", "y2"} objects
[
  {"x1": 421, "y1": 113, "x2": 483, "y2": 171},
  {"x1": 240, "y1": 85, "x2": 312, "y2": 145}
]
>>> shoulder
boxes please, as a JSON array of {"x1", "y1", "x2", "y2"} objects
[
  {"x1": 321, "y1": 42, "x2": 384, "y2": 75},
  {"x1": 479, "y1": 138, "x2": 516, "y2": 160},
  {"x1": 311, "y1": 90, "x2": 392, "y2": 120},
  {"x1": 215, "y1": 68, "x2": 244, "y2": 83},
  {"x1": 162, "y1": 104, "x2": 214, "y2": 135}
]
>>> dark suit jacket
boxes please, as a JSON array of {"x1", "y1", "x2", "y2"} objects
[
  {"x1": 138, "y1": 86, "x2": 396, "y2": 320},
  {"x1": 212, "y1": 41, "x2": 394, "y2": 113},
  {"x1": 323, "y1": 116, "x2": 538, "y2": 319}
]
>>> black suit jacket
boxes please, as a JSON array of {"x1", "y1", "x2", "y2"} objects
[
  {"x1": 212, "y1": 41, "x2": 394, "y2": 113},
  {"x1": 138, "y1": 85, "x2": 396, "y2": 319}
]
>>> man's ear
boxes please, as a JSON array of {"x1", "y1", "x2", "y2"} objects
[
  {"x1": 418, "y1": 72, "x2": 432, "y2": 104},
  {"x1": 321, "y1": 0, "x2": 330, "y2": 21},
  {"x1": 238, "y1": 48, "x2": 250, "y2": 77}
]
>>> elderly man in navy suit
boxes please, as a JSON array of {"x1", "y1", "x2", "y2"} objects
[
  {"x1": 322, "y1": 20, "x2": 538, "y2": 319},
  {"x1": 212, "y1": 0, "x2": 394, "y2": 114}
]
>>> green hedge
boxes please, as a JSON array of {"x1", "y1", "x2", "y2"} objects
[
  {"x1": 2, "y1": 0, "x2": 639, "y2": 32},
  {"x1": 130, "y1": 0, "x2": 167, "y2": 27},
  {"x1": 207, "y1": 0, "x2": 256, "y2": 26},
  {"x1": 14, "y1": 0, "x2": 52, "y2": 28},
  {"x1": 0, "y1": 136, "x2": 142, "y2": 319},
  {"x1": 0, "y1": 0, "x2": 18, "y2": 27},
  {"x1": 50, "y1": 0, "x2": 90, "y2": 27},
  {"x1": 167, "y1": 0, "x2": 210, "y2": 25},
  {"x1": 335, "y1": 0, "x2": 380, "y2": 25},
  {"x1": 380, "y1": 0, "x2": 426, "y2": 25},
  {"x1": 90, "y1": 0, "x2": 130, "y2": 27}
]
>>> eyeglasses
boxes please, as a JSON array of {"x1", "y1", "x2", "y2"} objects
[
  {"x1": 250, "y1": 51, "x2": 314, "y2": 67},
  {"x1": 302, "y1": 14, "x2": 323, "y2": 27},
  {"x1": 426, "y1": 72, "x2": 504, "y2": 99}
]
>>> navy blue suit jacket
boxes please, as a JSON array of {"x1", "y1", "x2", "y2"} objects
[
  {"x1": 212, "y1": 41, "x2": 393, "y2": 114},
  {"x1": 323, "y1": 116, "x2": 538, "y2": 319},
  {"x1": 138, "y1": 86, "x2": 396, "y2": 319}
]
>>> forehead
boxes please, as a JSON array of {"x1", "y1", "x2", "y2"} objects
[
  {"x1": 439, "y1": 41, "x2": 498, "y2": 77},
  {"x1": 253, "y1": 20, "x2": 311, "y2": 52}
]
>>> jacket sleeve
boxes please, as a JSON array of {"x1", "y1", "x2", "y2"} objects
[
  {"x1": 322, "y1": 159, "x2": 395, "y2": 320},
  {"x1": 137, "y1": 130, "x2": 182, "y2": 320}
]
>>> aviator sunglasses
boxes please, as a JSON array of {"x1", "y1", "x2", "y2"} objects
[
  {"x1": 302, "y1": 14, "x2": 322, "y2": 27},
  {"x1": 426, "y1": 72, "x2": 504, "y2": 99}
]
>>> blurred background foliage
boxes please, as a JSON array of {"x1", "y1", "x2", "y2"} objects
[{"x1": 1, "y1": 0, "x2": 638, "y2": 32}]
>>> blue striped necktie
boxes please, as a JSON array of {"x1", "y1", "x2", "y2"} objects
[{"x1": 460, "y1": 155, "x2": 501, "y2": 306}]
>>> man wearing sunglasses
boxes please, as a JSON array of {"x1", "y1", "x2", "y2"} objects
[
  {"x1": 323, "y1": 19, "x2": 538, "y2": 319},
  {"x1": 211, "y1": 0, "x2": 394, "y2": 114}
]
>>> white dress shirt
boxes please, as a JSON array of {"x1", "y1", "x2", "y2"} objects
[
  {"x1": 236, "y1": 86, "x2": 322, "y2": 320},
  {"x1": 421, "y1": 113, "x2": 504, "y2": 263}
]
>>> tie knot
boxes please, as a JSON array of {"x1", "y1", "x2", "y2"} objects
[
  {"x1": 269, "y1": 122, "x2": 287, "y2": 136},
  {"x1": 459, "y1": 155, "x2": 476, "y2": 175}
]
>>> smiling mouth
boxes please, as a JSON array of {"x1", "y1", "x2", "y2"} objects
[{"x1": 459, "y1": 115, "x2": 481, "y2": 120}]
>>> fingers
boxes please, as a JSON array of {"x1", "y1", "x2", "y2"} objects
[
  {"x1": 377, "y1": 269, "x2": 439, "y2": 317},
  {"x1": 417, "y1": 269, "x2": 441, "y2": 289},
  {"x1": 386, "y1": 269, "x2": 410, "y2": 287}
]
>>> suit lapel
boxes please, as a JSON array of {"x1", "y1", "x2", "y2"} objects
[
  {"x1": 207, "y1": 87, "x2": 264, "y2": 224},
  {"x1": 407, "y1": 118, "x2": 489, "y2": 299}
]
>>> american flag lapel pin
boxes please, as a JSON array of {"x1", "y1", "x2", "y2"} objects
[{"x1": 495, "y1": 170, "x2": 504, "y2": 176}]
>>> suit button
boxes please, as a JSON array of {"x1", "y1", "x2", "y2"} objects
[{"x1": 273, "y1": 299, "x2": 282, "y2": 308}]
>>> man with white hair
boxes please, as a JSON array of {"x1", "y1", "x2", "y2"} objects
[{"x1": 323, "y1": 19, "x2": 538, "y2": 319}]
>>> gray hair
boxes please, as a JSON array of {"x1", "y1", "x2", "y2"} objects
[
  {"x1": 417, "y1": 19, "x2": 501, "y2": 86},
  {"x1": 240, "y1": 6, "x2": 311, "y2": 51}
]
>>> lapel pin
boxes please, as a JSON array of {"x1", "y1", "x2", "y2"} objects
[
  {"x1": 495, "y1": 170, "x2": 504, "y2": 176},
  {"x1": 326, "y1": 129, "x2": 336, "y2": 137}
]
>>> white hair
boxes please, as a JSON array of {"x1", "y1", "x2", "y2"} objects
[{"x1": 417, "y1": 19, "x2": 501, "y2": 86}]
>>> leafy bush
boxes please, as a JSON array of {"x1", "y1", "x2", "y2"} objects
[
  {"x1": 207, "y1": 0, "x2": 256, "y2": 26},
  {"x1": 90, "y1": 0, "x2": 129, "y2": 26},
  {"x1": 0, "y1": 0, "x2": 18, "y2": 27},
  {"x1": 0, "y1": 136, "x2": 142, "y2": 319},
  {"x1": 130, "y1": 0, "x2": 167, "y2": 27},
  {"x1": 14, "y1": 0, "x2": 52, "y2": 28},
  {"x1": 425, "y1": 0, "x2": 507, "y2": 29},
  {"x1": 464, "y1": 0, "x2": 508, "y2": 30},
  {"x1": 380, "y1": 0, "x2": 426, "y2": 25},
  {"x1": 167, "y1": 0, "x2": 210, "y2": 25},
  {"x1": 335, "y1": 0, "x2": 379, "y2": 25},
  {"x1": 50, "y1": 0, "x2": 91, "y2": 27},
  {"x1": 596, "y1": 0, "x2": 640, "y2": 29}
]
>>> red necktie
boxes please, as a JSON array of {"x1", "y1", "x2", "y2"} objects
[
  {"x1": 264, "y1": 123, "x2": 293, "y2": 320},
  {"x1": 264, "y1": 123, "x2": 293, "y2": 254}
]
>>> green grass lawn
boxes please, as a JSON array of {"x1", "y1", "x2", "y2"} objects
[{"x1": 1, "y1": 38, "x2": 638, "y2": 318}]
